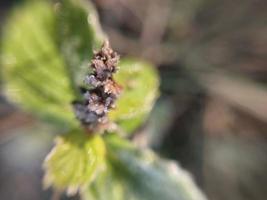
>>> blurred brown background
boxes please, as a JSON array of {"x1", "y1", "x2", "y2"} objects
[{"x1": 1, "y1": 0, "x2": 267, "y2": 199}]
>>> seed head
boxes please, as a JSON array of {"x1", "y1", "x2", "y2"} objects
[{"x1": 73, "y1": 41, "x2": 122, "y2": 133}]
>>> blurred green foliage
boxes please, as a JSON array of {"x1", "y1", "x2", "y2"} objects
[
  {"x1": 1, "y1": 0, "x2": 77, "y2": 127},
  {"x1": 110, "y1": 58, "x2": 159, "y2": 133},
  {"x1": 0, "y1": 0, "x2": 206, "y2": 199},
  {"x1": 83, "y1": 134, "x2": 207, "y2": 200},
  {"x1": 43, "y1": 129, "x2": 106, "y2": 194}
]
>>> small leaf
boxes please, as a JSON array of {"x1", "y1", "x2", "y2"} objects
[
  {"x1": 109, "y1": 58, "x2": 160, "y2": 133},
  {"x1": 82, "y1": 135, "x2": 207, "y2": 200},
  {"x1": 43, "y1": 129, "x2": 106, "y2": 195},
  {"x1": 55, "y1": 0, "x2": 106, "y2": 89}
]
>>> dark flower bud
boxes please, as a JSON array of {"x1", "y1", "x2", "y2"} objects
[{"x1": 72, "y1": 40, "x2": 122, "y2": 133}]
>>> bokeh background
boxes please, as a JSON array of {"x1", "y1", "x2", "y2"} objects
[{"x1": 0, "y1": 0, "x2": 267, "y2": 200}]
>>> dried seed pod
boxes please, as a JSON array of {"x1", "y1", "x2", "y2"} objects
[{"x1": 73, "y1": 41, "x2": 122, "y2": 133}]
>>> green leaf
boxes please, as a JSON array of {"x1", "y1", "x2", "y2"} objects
[
  {"x1": 82, "y1": 135, "x2": 207, "y2": 200},
  {"x1": 55, "y1": 0, "x2": 106, "y2": 89},
  {"x1": 43, "y1": 129, "x2": 106, "y2": 195},
  {"x1": 0, "y1": 0, "x2": 104, "y2": 127},
  {"x1": 109, "y1": 58, "x2": 160, "y2": 133},
  {"x1": 1, "y1": 0, "x2": 75, "y2": 126}
]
